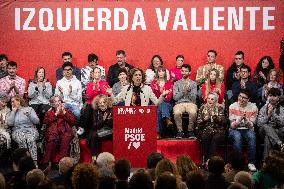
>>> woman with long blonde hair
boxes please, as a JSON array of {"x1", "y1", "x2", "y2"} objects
[{"x1": 201, "y1": 68, "x2": 225, "y2": 104}]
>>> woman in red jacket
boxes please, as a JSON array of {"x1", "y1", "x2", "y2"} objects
[
  {"x1": 150, "y1": 66, "x2": 173, "y2": 139},
  {"x1": 42, "y1": 95, "x2": 76, "y2": 164},
  {"x1": 85, "y1": 67, "x2": 109, "y2": 104}
]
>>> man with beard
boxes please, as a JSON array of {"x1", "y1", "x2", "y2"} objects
[
  {"x1": 173, "y1": 64, "x2": 198, "y2": 139},
  {"x1": 107, "y1": 50, "x2": 134, "y2": 87},
  {"x1": 0, "y1": 61, "x2": 25, "y2": 100},
  {"x1": 257, "y1": 88, "x2": 284, "y2": 158}
]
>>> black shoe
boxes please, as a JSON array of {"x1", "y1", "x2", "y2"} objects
[
  {"x1": 176, "y1": 132, "x2": 184, "y2": 139},
  {"x1": 187, "y1": 131, "x2": 197, "y2": 139}
]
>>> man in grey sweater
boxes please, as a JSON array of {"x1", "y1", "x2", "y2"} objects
[
  {"x1": 173, "y1": 64, "x2": 198, "y2": 139},
  {"x1": 257, "y1": 88, "x2": 284, "y2": 158}
]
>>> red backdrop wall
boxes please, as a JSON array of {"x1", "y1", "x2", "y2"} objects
[{"x1": 0, "y1": 1, "x2": 283, "y2": 85}]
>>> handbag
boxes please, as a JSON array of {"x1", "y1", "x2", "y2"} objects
[{"x1": 97, "y1": 127, "x2": 113, "y2": 139}]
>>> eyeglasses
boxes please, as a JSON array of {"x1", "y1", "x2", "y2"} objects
[
  {"x1": 235, "y1": 58, "x2": 243, "y2": 60},
  {"x1": 239, "y1": 95, "x2": 249, "y2": 100},
  {"x1": 63, "y1": 68, "x2": 72, "y2": 71}
]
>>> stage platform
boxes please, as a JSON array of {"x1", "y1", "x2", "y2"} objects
[{"x1": 79, "y1": 139, "x2": 201, "y2": 165}]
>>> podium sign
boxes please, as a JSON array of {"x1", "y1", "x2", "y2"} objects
[{"x1": 113, "y1": 106, "x2": 157, "y2": 168}]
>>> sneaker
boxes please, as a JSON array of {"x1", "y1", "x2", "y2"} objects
[
  {"x1": 176, "y1": 132, "x2": 184, "y2": 139},
  {"x1": 248, "y1": 163, "x2": 257, "y2": 172},
  {"x1": 187, "y1": 131, "x2": 197, "y2": 139},
  {"x1": 280, "y1": 143, "x2": 284, "y2": 152}
]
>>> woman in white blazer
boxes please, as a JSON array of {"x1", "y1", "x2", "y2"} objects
[{"x1": 106, "y1": 68, "x2": 170, "y2": 106}]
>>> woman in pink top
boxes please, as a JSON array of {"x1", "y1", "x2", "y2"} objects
[
  {"x1": 169, "y1": 55, "x2": 184, "y2": 82},
  {"x1": 150, "y1": 66, "x2": 173, "y2": 139},
  {"x1": 86, "y1": 67, "x2": 109, "y2": 104},
  {"x1": 201, "y1": 68, "x2": 225, "y2": 104}
]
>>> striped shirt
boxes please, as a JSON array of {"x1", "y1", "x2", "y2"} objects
[
  {"x1": 229, "y1": 102, "x2": 258, "y2": 129},
  {"x1": 0, "y1": 75, "x2": 26, "y2": 99}
]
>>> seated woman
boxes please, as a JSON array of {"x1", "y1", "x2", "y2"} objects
[
  {"x1": 28, "y1": 67, "x2": 52, "y2": 124},
  {"x1": 86, "y1": 67, "x2": 109, "y2": 104},
  {"x1": 106, "y1": 68, "x2": 170, "y2": 106},
  {"x1": 262, "y1": 69, "x2": 283, "y2": 103},
  {"x1": 201, "y1": 68, "x2": 225, "y2": 104},
  {"x1": 7, "y1": 95, "x2": 40, "y2": 162},
  {"x1": 253, "y1": 56, "x2": 275, "y2": 98},
  {"x1": 42, "y1": 95, "x2": 76, "y2": 164},
  {"x1": 145, "y1": 55, "x2": 170, "y2": 85},
  {"x1": 150, "y1": 66, "x2": 173, "y2": 139},
  {"x1": 169, "y1": 55, "x2": 184, "y2": 83},
  {"x1": 0, "y1": 93, "x2": 11, "y2": 153},
  {"x1": 196, "y1": 92, "x2": 225, "y2": 163},
  {"x1": 85, "y1": 95, "x2": 113, "y2": 155},
  {"x1": 112, "y1": 68, "x2": 129, "y2": 97}
]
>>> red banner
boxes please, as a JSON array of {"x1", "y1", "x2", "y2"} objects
[
  {"x1": 0, "y1": 1, "x2": 283, "y2": 85},
  {"x1": 113, "y1": 106, "x2": 157, "y2": 168}
]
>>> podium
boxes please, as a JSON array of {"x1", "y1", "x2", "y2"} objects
[{"x1": 113, "y1": 106, "x2": 157, "y2": 168}]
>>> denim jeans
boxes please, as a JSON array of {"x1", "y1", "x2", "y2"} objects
[
  {"x1": 229, "y1": 129, "x2": 256, "y2": 164},
  {"x1": 64, "y1": 103, "x2": 81, "y2": 120},
  {"x1": 157, "y1": 102, "x2": 172, "y2": 132}
]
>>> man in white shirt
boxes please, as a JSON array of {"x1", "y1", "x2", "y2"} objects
[{"x1": 55, "y1": 62, "x2": 82, "y2": 119}]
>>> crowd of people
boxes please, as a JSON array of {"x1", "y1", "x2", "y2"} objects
[
  {"x1": 0, "y1": 148, "x2": 283, "y2": 189},
  {"x1": 1, "y1": 45, "x2": 284, "y2": 186}
]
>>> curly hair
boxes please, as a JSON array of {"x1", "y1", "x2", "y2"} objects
[
  {"x1": 176, "y1": 155, "x2": 198, "y2": 181},
  {"x1": 149, "y1": 55, "x2": 164, "y2": 71},
  {"x1": 91, "y1": 94, "x2": 113, "y2": 110},
  {"x1": 128, "y1": 68, "x2": 146, "y2": 85},
  {"x1": 262, "y1": 150, "x2": 284, "y2": 182},
  {"x1": 72, "y1": 163, "x2": 100, "y2": 189}
]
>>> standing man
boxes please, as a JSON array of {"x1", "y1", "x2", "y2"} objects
[
  {"x1": 196, "y1": 50, "x2": 224, "y2": 86},
  {"x1": 0, "y1": 54, "x2": 8, "y2": 79},
  {"x1": 228, "y1": 89, "x2": 258, "y2": 172},
  {"x1": 107, "y1": 50, "x2": 134, "y2": 87},
  {"x1": 55, "y1": 62, "x2": 82, "y2": 119},
  {"x1": 173, "y1": 64, "x2": 198, "y2": 139},
  {"x1": 0, "y1": 61, "x2": 26, "y2": 100},
  {"x1": 56, "y1": 52, "x2": 81, "y2": 81}
]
